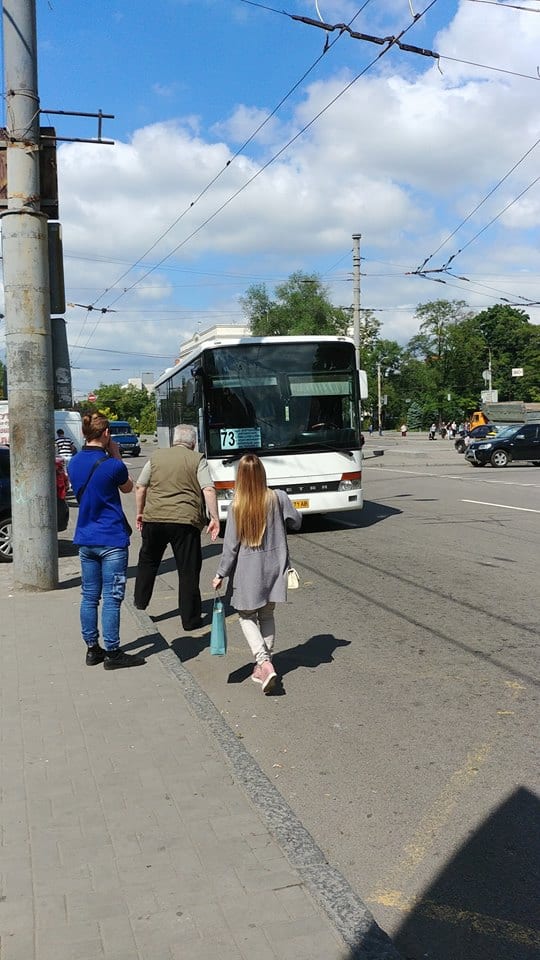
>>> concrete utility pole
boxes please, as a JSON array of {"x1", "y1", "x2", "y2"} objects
[
  {"x1": 352, "y1": 233, "x2": 361, "y2": 370},
  {"x1": 2, "y1": 0, "x2": 58, "y2": 588}
]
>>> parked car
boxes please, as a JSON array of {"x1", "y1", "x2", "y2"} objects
[
  {"x1": 454, "y1": 422, "x2": 505, "y2": 454},
  {"x1": 107, "y1": 421, "x2": 141, "y2": 457},
  {"x1": 0, "y1": 445, "x2": 69, "y2": 562},
  {"x1": 465, "y1": 422, "x2": 540, "y2": 468}
]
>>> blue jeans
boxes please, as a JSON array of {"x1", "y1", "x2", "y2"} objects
[{"x1": 79, "y1": 546, "x2": 128, "y2": 651}]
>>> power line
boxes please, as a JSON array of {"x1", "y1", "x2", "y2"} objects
[
  {"x1": 464, "y1": 0, "x2": 540, "y2": 11},
  {"x1": 69, "y1": 9, "x2": 358, "y2": 364},
  {"x1": 70, "y1": 1, "x2": 433, "y2": 359},
  {"x1": 102, "y1": 0, "x2": 437, "y2": 307},
  {"x1": 67, "y1": 343, "x2": 174, "y2": 359},
  {"x1": 79, "y1": 5, "x2": 370, "y2": 316},
  {"x1": 420, "y1": 173, "x2": 540, "y2": 276},
  {"x1": 438, "y1": 54, "x2": 540, "y2": 82},
  {"x1": 416, "y1": 135, "x2": 540, "y2": 272}
]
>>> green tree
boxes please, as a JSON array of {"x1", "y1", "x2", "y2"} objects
[
  {"x1": 522, "y1": 324, "x2": 540, "y2": 401},
  {"x1": 360, "y1": 339, "x2": 406, "y2": 428},
  {"x1": 470, "y1": 305, "x2": 538, "y2": 402},
  {"x1": 77, "y1": 382, "x2": 156, "y2": 432},
  {"x1": 407, "y1": 299, "x2": 472, "y2": 421},
  {"x1": 138, "y1": 399, "x2": 157, "y2": 434},
  {"x1": 241, "y1": 271, "x2": 350, "y2": 336},
  {"x1": 94, "y1": 383, "x2": 124, "y2": 414},
  {"x1": 406, "y1": 401, "x2": 423, "y2": 430}
]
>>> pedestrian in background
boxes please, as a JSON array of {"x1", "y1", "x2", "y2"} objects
[
  {"x1": 212, "y1": 453, "x2": 302, "y2": 694},
  {"x1": 133, "y1": 424, "x2": 220, "y2": 630},
  {"x1": 68, "y1": 413, "x2": 145, "y2": 670},
  {"x1": 401, "y1": 423, "x2": 408, "y2": 438},
  {"x1": 55, "y1": 428, "x2": 77, "y2": 485},
  {"x1": 55, "y1": 427, "x2": 77, "y2": 459}
]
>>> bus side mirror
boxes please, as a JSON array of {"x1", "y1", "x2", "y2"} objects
[{"x1": 358, "y1": 369, "x2": 368, "y2": 400}]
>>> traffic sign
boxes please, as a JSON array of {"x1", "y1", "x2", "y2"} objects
[
  {"x1": 88, "y1": 393, "x2": 97, "y2": 403},
  {"x1": 511, "y1": 367, "x2": 524, "y2": 377}
]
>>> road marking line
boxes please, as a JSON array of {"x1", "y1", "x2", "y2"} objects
[
  {"x1": 371, "y1": 745, "x2": 491, "y2": 899},
  {"x1": 462, "y1": 499, "x2": 540, "y2": 513},
  {"x1": 368, "y1": 890, "x2": 540, "y2": 949},
  {"x1": 369, "y1": 466, "x2": 540, "y2": 487}
]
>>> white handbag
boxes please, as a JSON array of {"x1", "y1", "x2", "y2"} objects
[{"x1": 287, "y1": 567, "x2": 300, "y2": 590}]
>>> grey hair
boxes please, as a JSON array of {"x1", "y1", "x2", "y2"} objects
[{"x1": 172, "y1": 424, "x2": 197, "y2": 448}]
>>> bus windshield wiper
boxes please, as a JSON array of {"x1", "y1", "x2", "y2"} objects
[
  {"x1": 297, "y1": 440, "x2": 354, "y2": 456},
  {"x1": 222, "y1": 447, "x2": 264, "y2": 465}
]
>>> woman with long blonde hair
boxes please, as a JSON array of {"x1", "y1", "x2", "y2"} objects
[{"x1": 213, "y1": 454, "x2": 301, "y2": 693}]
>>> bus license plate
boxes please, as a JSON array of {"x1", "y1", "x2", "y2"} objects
[{"x1": 292, "y1": 499, "x2": 309, "y2": 509}]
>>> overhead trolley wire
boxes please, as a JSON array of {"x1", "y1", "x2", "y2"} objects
[
  {"x1": 79, "y1": 2, "x2": 372, "y2": 311},
  {"x1": 416, "y1": 135, "x2": 540, "y2": 273},
  {"x1": 70, "y1": 3, "x2": 372, "y2": 363},
  {"x1": 99, "y1": 0, "x2": 437, "y2": 311},
  {"x1": 464, "y1": 0, "x2": 540, "y2": 11},
  {"x1": 71, "y1": 0, "x2": 434, "y2": 360}
]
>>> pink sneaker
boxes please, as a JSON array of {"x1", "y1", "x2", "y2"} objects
[
  {"x1": 251, "y1": 664, "x2": 263, "y2": 684},
  {"x1": 260, "y1": 660, "x2": 277, "y2": 694}
]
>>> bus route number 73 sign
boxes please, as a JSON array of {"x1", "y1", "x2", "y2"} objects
[{"x1": 220, "y1": 427, "x2": 261, "y2": 450}]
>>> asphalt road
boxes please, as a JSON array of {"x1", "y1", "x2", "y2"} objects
[{"x1": 126, "y1": 438, "x2": 540, "y2": 960}]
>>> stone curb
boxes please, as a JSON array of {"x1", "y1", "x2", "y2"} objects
[{"x1": 126, "y1": 597, "x2": 404, "y2": 960}]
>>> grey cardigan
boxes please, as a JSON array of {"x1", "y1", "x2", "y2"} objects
[{"x1": 216, "y1": 488, "x2": 302, "y2": 611}]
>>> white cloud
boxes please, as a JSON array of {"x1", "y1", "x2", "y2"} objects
[{"x1": 4, "y1": 0, "x2": 539, "y2": 393}]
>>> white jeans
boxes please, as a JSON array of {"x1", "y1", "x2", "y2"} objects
[{"x1": 237, "y1": 602, "x2": 276, "y2": 664}]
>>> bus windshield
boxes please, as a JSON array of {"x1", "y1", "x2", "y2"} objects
[{"x1": 202, "y1": 340, "x2": 360, "y2": 458}]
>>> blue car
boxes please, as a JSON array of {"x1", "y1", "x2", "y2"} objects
[{"x1": 108, "y1": 421, "x2": 141, "y2": 457}]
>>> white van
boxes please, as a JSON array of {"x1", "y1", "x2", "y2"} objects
[
  {"x1": 0, "y1": 403, "x2": 83, "y2": 450},
  {"x1": 54, "y1": 410, "x2": 83, "y2": 450}
]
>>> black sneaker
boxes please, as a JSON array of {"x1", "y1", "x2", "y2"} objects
[
  {"x1": 86, "y1": 644, "x2": 106, "y2": 666},
  {"x1": 183, "y1": 614, "x2": 206, "y2": 631},
  {"x1": 103, "y1": 648, "x2": 146, "y2": 670}
]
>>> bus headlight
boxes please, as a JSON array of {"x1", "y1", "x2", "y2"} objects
[{"x1": 338, "y1": 471, "x2": 361, "y2": 491}]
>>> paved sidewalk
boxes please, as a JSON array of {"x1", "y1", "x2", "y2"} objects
[
  {"x1": 0, "y1": 542, "x2": 402, "y2": 960},
  {"x1": 363, "y1": 434, "x2": 464, "y2": 467}
]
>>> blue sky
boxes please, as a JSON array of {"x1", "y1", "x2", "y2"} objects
[{"x1": 1, "y1": 0, "x2": 539, "y2": 395}]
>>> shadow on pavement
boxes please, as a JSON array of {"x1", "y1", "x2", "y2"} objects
[
  {"x1": 274, "y1": 634, "x2": 351, "y2": 675},
  {"x1": 393, "y1": 786, "x2": 540, "y2": 960},
  {"x1": 170, "y1": 632, "x2": 210, "y2": 663},
  {"x1": 301, "y1": 501, "x2": 402, "y2": 532},
  {"x1": 122, "y1": 630, "x2": 169, "y2": 658},
  {"x1": 227, "y1": 634, "x2": 351, "y2": 692},
  {"x1": 58, "y1": 538, "x2": 79, "y2": 558}
]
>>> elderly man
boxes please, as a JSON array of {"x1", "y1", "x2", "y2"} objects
[{"x1": 133, "y1": 424, "x2": 219, "y2": 630}]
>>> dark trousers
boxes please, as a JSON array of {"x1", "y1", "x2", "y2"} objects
[{"x1": 134, "y1": 522, "x2": 202, "y2": 630}]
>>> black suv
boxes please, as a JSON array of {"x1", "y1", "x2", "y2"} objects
[
  {"x1": 0, "y1": 445, "x2": 69, "y2": 562},
  {"x1": 465, "y1": 422, "x2": 540, "y2": 468},
  {"x1": 454, "y1": 423, "x2": 503, "y2": 454}
]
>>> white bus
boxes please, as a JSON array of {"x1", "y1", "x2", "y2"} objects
[{"x1": 153, "y1": 335, "x2": 367, "y2": 520}]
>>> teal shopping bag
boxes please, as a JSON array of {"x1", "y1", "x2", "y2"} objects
[{"x1": 210, "y1": 596, "x2": 227, "y2": 655}]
